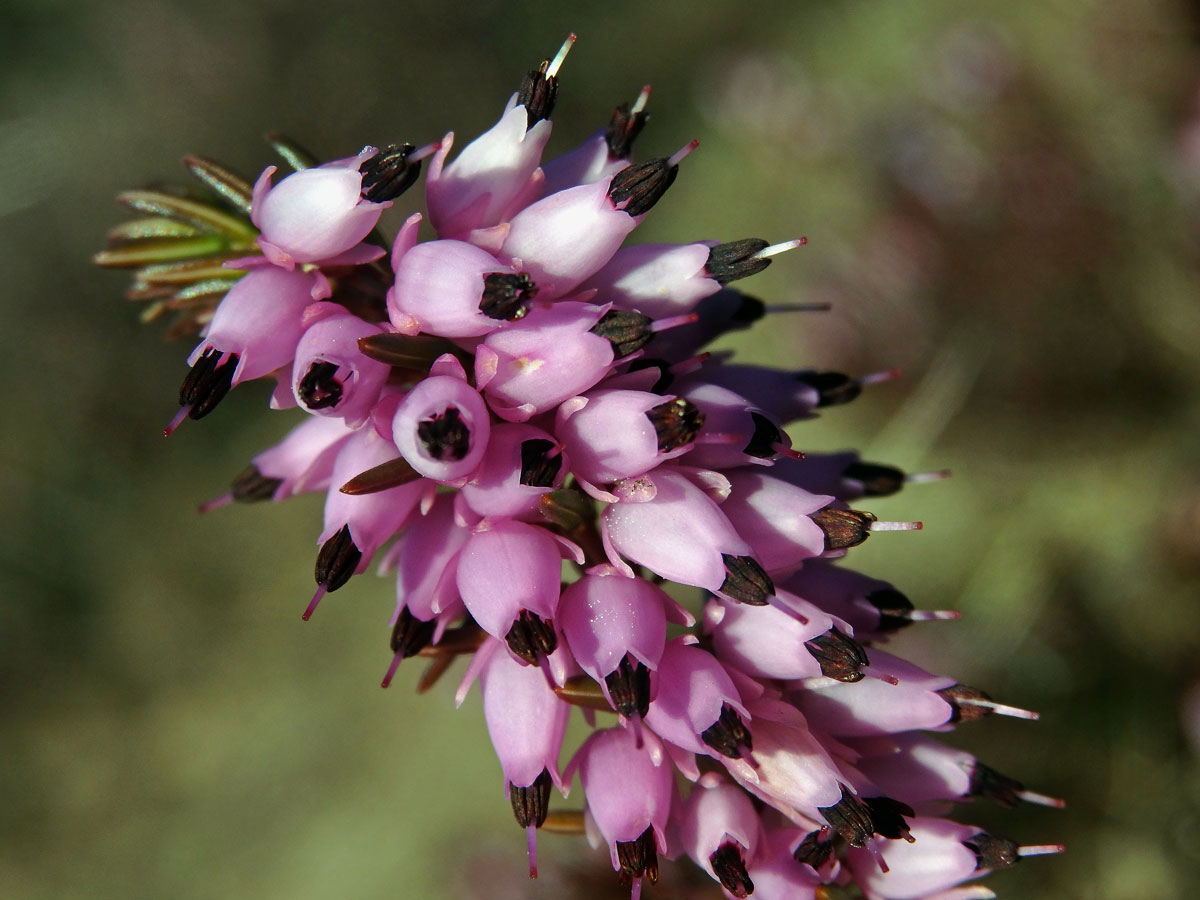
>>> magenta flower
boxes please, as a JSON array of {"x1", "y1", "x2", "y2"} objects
[{"x1": 103, "y1": 34, "x2": 1061, "y2": 899}]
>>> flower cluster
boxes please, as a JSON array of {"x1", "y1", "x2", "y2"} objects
[{"x1": 98, "y1": 36, "x2": 1061, "y2": 900}]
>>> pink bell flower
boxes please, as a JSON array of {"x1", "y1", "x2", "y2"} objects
[
  {"x1": 391, "y1": 354, "x2": 491, "y2": 484},
  {"x1": 677, "y1": 773, "x2": 763, "y2": 898},
  {"x1": 718, "y1": 470, "x2": 833, "y2": 574},
  {"x1": 289, "y1": 306, "x2": 391, "y2": 427},
  {"x1": 458, "y1": 423, "x2": 566, "y2": 520}
]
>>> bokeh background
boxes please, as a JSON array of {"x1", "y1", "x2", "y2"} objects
[{"x1": 4, "y1": 0, "x2": 1200, "y2": 897}]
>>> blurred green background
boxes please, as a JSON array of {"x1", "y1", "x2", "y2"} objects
[{"x1": 4, "y1": 0, "x2": 1200, "y2": 897}]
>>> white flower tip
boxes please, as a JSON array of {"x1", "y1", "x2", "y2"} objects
[
  {"x1": 869, "y1": 520, "x2": 923, "y2": 532},
  {"x1": 667, "y1": 139, "x2": 700, "y2": 168},
  {"x1": 907, "y1": 468, "x2": 952, "y2": 484},
  {"x1": 903, "y1": 608, "x2": 961, "y2": 621},
  {"x1": 751, "y1": 238, "x2": 808, "y2": 260},
  {"x1": 1017, "y1": 789, "x2": 1066, "y2": 809},
  {"x1": 547, "y1": 33, "x2": 577, "y2": 79},
  {"x1": 1017, "y1": 843, "x2": 1065, "y2": 857},
  {"x1": 632, "y1": 84, "x2": 652, "y2": 114},
  {"x1": 857, "y1": 367, "x2": 903, "y2": 386},
  {"x1": 958, "y1": 697, "x2": 1040, "y2": 720},
  {"x1": 409, "y1": 139, "x2": 442, "y2": 163}
]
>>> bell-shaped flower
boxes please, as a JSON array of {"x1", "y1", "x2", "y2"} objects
[
  {"x1": 676, "y1": 381, "x2": 796, "y2": 470},
  {"x1": 705, "y1": 591, "x2": 842, "y2": 682},
  {"x1": 455, "y1": 518, "x2": 580, "y2": 658},
  {"x1": 719, "y1": 470, "x2": 832, "y2": 574},
  {"x1": 289, "y1": 306, "x2": 391, "y2": 427},
  {"x1": 386, "y1": 493, "x2": 470, "y2": 624},
  {"x1": 458, "y1": 423, "x2": 566, "y2": 520},
  {"x1": 475, "y1": 301, "x2": 616, "y2": 421},
  {"x1": 388, "y1": 238, "x2": 538, "y2": 337},
  {"x1": 781, "y1": 560, "x2": 935, "y2": 639},
  {"x1": 556, "y1": 389, "x2": 701, "y2": 491},
  {"x1": 392, "y1": 354, "x2": 491, "y2": 485},
  {"x1": 643, "y1": 638, "x2": 753, "y2": 770},
  {"x1": 251, "y1": 148, "x2": 389, "y2": 268},
  {"x1": 567, "y1": 726, "x2": 674, "y2": 891},
  {"x1": 579, "y1": 241, "x2": 717, "y2": 318},
  {"x1": 602, "y1": 467, "x2": 775, "y2": 605},
  {"x1": 304, "y1": 425, "x2": 426, "y2": 619},
  {"x1": 558, "y1": 568, "x2": 679, "y2": 719},
  {"x1": 742, "y1": 829, "x2": 821, "y2": 900},
  {"x1": 677, "y1": 774, "x2": 763, "y2": 899},
  {"x1": 789, "y1": 648, "x2": 958, "y2": 737},
  {"x1": 846, "y1": 817, "x2": 984, "y2": 900},
  {"x1": 425, "y1": 96, "x2": 553, "y2": 240},
  {"x1": 498, "y1": 150, "x2": 690, "y2": 300}
]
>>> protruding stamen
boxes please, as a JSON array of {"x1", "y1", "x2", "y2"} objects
[
  {"x1": 871, "y1": 520, "x2": 923, "y2": 532},
  {"x1": 939, "y1": 684, "x2": 1040, "y2": 722},
  {"x1": 313, "y1": 524, "x2": 362, "y2": 596},
  {"x1": 818, "y1": 785, "x2": 873, "y2": 848},
  {"x1": 605, "y1": 85, "x2": 652, "y2": 160},
  {"x1": 1017, "y1": 844, "x2": 1066, "y2": 857},
  {"x1": 380, "y1": 652, "x2": 403, "y2": 689},
  {"x1": 615, "y1": 826, "x2": 659, "y2": 884},
  {"x1": 302, "y1": 585, "x2": 327, "y2": 621},
  {"x1": 526, "y1": 824, "x2": 538, "y2": 879},
  {"x1": 646, "y1": 398, "x2": 705, "y2": 452},
  {"x1": 890, "y1": 608, "x2": 961, "y2": 621},
  {"x1": 812, "y1": 508, "x2": 876, "y2": 550},
  {"x1": 590, "y1": 309, "x2": 655, "y2": 356},
  {"x1": 1017, "y1": 790, "x2": 1066, "y2": 809},
  {"x1": 545, "y1": 33, "x2": 576, "y2": 79},
  {"x1": 968, "y1": 761, "x2": 1063, "y2": 809},
  {"x1": 480, "y1": 272, "x2": 537, "y2": 321},
  {"x1": 805, "y1": 627, "x2": 869, "y2": 682},
  {"x1": 504, "y1": 610, "x2": 557, "y2": 665},
  {"x1": 178, "y1": 347, "x2": 239, "y2": 420},
  {"x1": 163, "y1": 405, "x2": 191, "y2": 437},
  {"x1": 792, "y1": 830, "x2": 833, "y2": 869},
  {"x1": 700, "y1": 703, "x2": 754, "y2": 758},
  {"x1": 709, "y1": 842, "x2": 754, "y2": 898},
  {"x1": 858, "y1": 367, "x2": 903, "y2": 386},
  {"x1": 646, "y1": 311, "x2": 699, "y2": 333},
  {"x1": 667, "y1": 139, "x2": 699, "y2": 168},
  {"x1": 719, "y1": 554, "x2": 774, "y2": 605},
  {"x1": 753, "y1": 237, "x2": 808, "y2": 258},
  {"x1": 603, "y1": 655, "x2": 652, "y2": 719},
  {"x1": 906, "y1": 468, "x2": 952, "y2": 484},
  {"x1": 359, "y1": 143, "x2": 423, "y2": 202}
]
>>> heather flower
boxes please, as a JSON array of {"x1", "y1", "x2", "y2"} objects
[{"x1": 102, "y1": 34, "x2": 1060, "y2": 899}]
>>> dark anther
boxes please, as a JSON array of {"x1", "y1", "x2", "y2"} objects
[
  {"x1": 842, "y1": 461, "x2": 906, "y2": 497},
  {"x1": 804, "y1": 627, "x2": 869, "y2": 683},
  {"x1": 298, "y1": 361, "x2": 343, "y2": 410},
  {"x1": 605, "y1": 99, "x2": 649, "y2": 159},
  {"x1": 719, "y1": 554, "x2": 774, "y2": 605},
  {"x1": 705, "y1": 238, "x2": 771, "y2": 285},
  {"x1": 179, "y1": 348, "x2": 238, "y2": 419},
  {"x1": 700, "y1": 703, "x2": 753, "y2": 759},
  {"x1": 626, "y1": 358, "x2": 675, "y2": 393},
  {"x1": 519, "y1": 439, "x2": 562, "y2": 488},
  {"x1": 968, "y1": 761, "x2": 1028, "y2": 808},
  {"x1": 603, "y1": 654, "x2": 652, "y2": 719},
  {"x1": 615, "y1": 826, "x2": 659, "y2": 883},
  {"x1": 743, "y1": 412, "x2": 787, "y2": 459},
  {"x1": 863, "y1": 797, "x2": 916, "y2": 842},
  {"x1": 589, "y1": 309, "x2": 654, "y2": 357},
  {"x1": 510, "y1": 768, "x2": 553, "y2": 829},
  {"x1": 359, "y1": 143, "x2": 421, "y2": 202},
  {"x1": 965, "y1": 833, "x2": 1021, "y2": 871},
  {"x1": 390, "y1": 608, "x2": 437, "y2": 660},
  {"x1": 480, "y1": 272, "x2": 537, "y2": 321},
  {"x1": 795, "y1": 370, "x2": 861, "y2": 407},
  {"x1": 230, "y1": 465, "x2": 283, "y2": 503},
  {"x1": 812, "y1": 508, "x2": 876, "y2": 551},
  {"x1": 709, "y1": 842, "x2": 754, "y2": 898},
  {"x1": 792, "y1": 830, "x2": 833, "y2": 869},
  {"x1": 505, "y1": 610, "x2": 558, "y2": 665},
  {"x1": 646, "y1": 398, "x2": 704, "y2": 452},
  {"x1": 608, "y1": 156, "x2": 679, "y2": 217},
  {"x1": 938, "y1": 684, "x2": 996, "y2": 723},
  {"x1": 315, "y1": 524, "x2": 362, "y2": 593},
  {"x1": 416, "y1": 407, "x2": 471, "y2": 462},
  {"x1": 517, "y1": 61, "x2": 559, "y2": 128},
  {"x1": 818, "y1": 785, "x2": 874, "y2": 848},
  {"x1": 865, "y1": 587, "x2": 916, "y2": 632}
]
